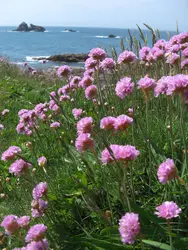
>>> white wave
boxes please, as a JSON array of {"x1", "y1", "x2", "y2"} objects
[
  {"x1": 44, "y1": 30, "x2": 49, "y2": 32},
  {"x1": 115, "y1": 36, "x2": 121, "y2": 39},
  {"x1": 26, "y1": 56, "x2": 50, "y2": 62},
  {"x1": 61, "y1": 30, "x2": 79, "y2": 33},
  {"x1": 95, "y1": 36, "x2": 109, "y2": 38}
]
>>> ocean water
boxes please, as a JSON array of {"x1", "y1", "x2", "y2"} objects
[{"x1": 0, "y1": 26, "x2": 177, "y2": 68}]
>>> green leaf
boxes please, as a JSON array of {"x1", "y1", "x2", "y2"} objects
[{"x1": 142, "y1": 240, "x2": 171, "y2": 250}]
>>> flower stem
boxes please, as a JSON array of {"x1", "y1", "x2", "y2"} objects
[{"x1": 167, "y1": 220, "x2": 173, "y2": 250}]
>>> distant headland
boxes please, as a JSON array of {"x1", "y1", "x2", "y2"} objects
[{"x1": 13, "y1": 22, "x2": 46, "y2": 32}]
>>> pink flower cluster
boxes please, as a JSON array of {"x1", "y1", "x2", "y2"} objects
[
  {"x1": 115, "y1": 77, "x2": 135, "y2": 99},
  {"x1": 137, "y1": 76, "x2": 156, "y2": 91},
  {"x1": 100, "y1": 115, "x2": 133, "y2": 131},
  {"x1": 154, "y1": 74, "x2": 188, "y2": 97},
  {"x1": 72, "y1": 108, "x2": 83, "y2": 119},
  {"x1": 119, "y1": 213, "x2": 140, "y2": 244},
  {"x1": 155, "y1": 201, "x2": 182, "y2": 220},
  {"x1": 1, "y1": 215, "x2": 30, "y2": 235},
  {"x1": 157, "y1": 159, "x2": 177, "y2": 184},
  {"x1": 85, "y1": 85, "x2": 97, "y2": 100},
  {"x1": 32, "y1": 182, "x2": 48, "y2": 218},
  {"x1": 101, "y1": 144, "x2": 140, "y2": 164},
  {"x1": 117, "y1": 50, "x2": 137, "y2": 64},
  {"x1": 9, "y1": 159, "x2": 32, "y2": 176},
  {"x1": 57, "y1": 65, "x2": 72, "y2": 78},
  {"x1": 1, "y1": 146, "x2": 22, "y2": 161},
  {"x1": 88, "y1": 48, "x2": 107, "y2": 61},
  {"x1": 75, "y1": 117, "x2": 94, "y2": 152},
  {"x1": 37, "y1": 156, "x2": 47, "y2": 167}
]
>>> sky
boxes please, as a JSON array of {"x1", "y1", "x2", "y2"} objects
[{"x1": 0, "y1": 0, "x2": 187, "y2": 31}]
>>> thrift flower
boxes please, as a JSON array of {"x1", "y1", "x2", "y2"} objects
[
  {"x1": 114, "y1": 115, "x2": 133, "y2": 131},
  {"x1": 137, "y1": 76, "x2": 156, "y2": 91},
  {"x1": 72, "y1": 108, "x2": 83, "y2": 119},
  {"x1": 1, "y1": 146, "x2": 22, "y2": 161},
  {"x1": 85, "y1": 85, "x2": 97, "y2": 100},
  {"x1": 50, "y1": 122, "x2": 60, "y2": 128},
  {"x1": 155, "y1": 201, "x2": 182, "y2": 220},
  {"x1": 75, "y1": 133, "x2": 94, "y2": 152},
  {"x1": 100, "y1": 117, "x2": 116, "y2": 130},
  {"x1": 115, "y1": 77, "x2": 134, "y2": 99},
  {"x1": 37, "y1": 156, "x2": 47, "y2": 167},
  {"x1": 119, "y1": 213, "x2": 140, "y2": 244},
  {"x1": 17, "y1": 216, "x2": 30, "y2": 229},
  {"x1": 2, "y1": 109, "x2": 9, "y2": 116},
  {"x1": 88, "y1": 48, "x2": 107, "y2": 61},
  {"x1": 157, "y1": 159, "x2": 177, "y2": 184},
  {"x1": 100, "y1": 58, "x2": 115, "y2": 71},
  {"x1": 9, "y1": 159, "x2": 32, "y2": 176},
  {"x1": 1, "y1": 215, "x2": 19, "y2": 234},
  {"x1": 77, "y1": 117, "x2": 93, "y2": 135},
  {"x1": 57, "y1": 65, "x2": 72, "y2": 78},
  {"x1": 32, "y1": 182, "x2": 48, "y2": 200},
  {"x1": 118, "y1": 50, "x2": 137, "y2": 64},
  {"x1": 25, "y1": 224, "x2": 47, "y2": 242}
]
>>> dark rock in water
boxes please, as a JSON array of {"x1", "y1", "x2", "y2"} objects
[
  {"x1": 108, "y1": 34, "x2": 117, "y2": 38},
  {"x1": 48, "y1": 54, "x2": 88, "y2": 62},
  {"x1": 13, "y1": 22, "x2": 30, "y2": 32},
  {"x1": 13, "y1": 22, "x2": 46, "y2": 32},
  {"x1": 64, "y1": 29, "x2": 77, "y2": 32},
  {"x1": 29, "y1": 24, "x2": 46, "y2": 32}
]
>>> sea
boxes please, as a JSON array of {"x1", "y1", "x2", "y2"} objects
[{"x1": 0, "y1": 26, "x2": 177, "y2": 69}]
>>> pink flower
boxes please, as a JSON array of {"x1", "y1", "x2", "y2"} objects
[
  {"x1": 2, "y1": 109, "x2": 9, "y2": 116},
  {"x1": 101, "y1": 145, "x2": 139, "y2": 164},
  {"x1": 32, "y1": 182, "x2": 48, "y2": 200},
  {"x1": 77, "y1": 117, "x2": 93, "y2": 135},
  {"x1": 59, "y1": 95, "x2": 70, "y2": 102},
  {"x1": 79, "y1": 76, "x2": 94, "y2": 88},
  {"x1": 119, "y1": 213, "x2": 140, "y2": 244},
  {"x1": 157, "y1": 159, "x2": 177, "y2": 184},
  {"x1": 31, "y1": 199, "x2": 48, "y2": 218},
  {"x1": 9, "y1": 159, "x2": 32, "y2": 176},
  {"x1": 25, "y1": 224, "x2": 47, "y2": 242},
  {"x1": 118, "y1": 50, "x2": 137, "y2": 64},
  {"x1": 17, "y1": 216, "x2": 30, "y2": 229},
  {"x1": 38, "y1": 156, "x2": 47, "y2": 167},
  {"x1": 1, "y1": 146, "x2": 22, "y2": 161},
  {"x1": 137, "y1": 76, "x2": 156, "y2": 91},
  {"x1": 50, "y1": 91, "x2": 56, "y2": 97},
  {"x1": 72, "y1": 108, "x2": 83, "y2": 119},
  {"x1": 85, "y1": 58, "x2": 98, "y2": 70},
  {"x1": 75, "y1": 133, "x2": 94, "y2": 152},
  {"x1": 0, "y1": 124, "x2": 4, "y2": 131},
  {"x1": 181, "y1": 59, "x2": 188, "y2": 69},
  {"x1": 115, "y1": 77, "x2": 134, "y2": 99},
  {"x1": 50, "y1": 122, "x2": 60, "y2": 128},
  {"x1": 70, "y1": 76, "x2": 81, "y2": 86},
  {"x1": 85, "y1": 85, "x2": 97, "y2": 100},
  {"x1": 100, "y1": 58, "x2": 115, "y2": 71},
  {"x1": 57, "y1": 65, "x2": 72, "y2": 78},
  {"x1": 25, "y1": 239, "x2": 48, "y2": 250},
  {"x1": 154, "y1": 76, "x2": 172, "y2": 97},
  {"x1": 139, "y1": 46, "x2": 151, "y2": 61},
  {"x1": 49, "y1": 100, "x2": 60, "y2": 112},
  {"x1": 1, "y1": 215, "x2": 19, "y2": 234},
  {"x1": 114, "y1": 115, "x2": 133, "y2": 131},
  {"x1": 88, "y1": 48, "x2": 107, "y2": 61},
  {"x1": 155, "y1": 201, "x2": 182, "y2": 220},
  {"x1": 84, "y1": 69, "x2": 94, "y2": 77},
  {"x1": 165, "y1": 53, "x2": 179, "y2": 64},
  {"x1": 100, "y1": 117, "x2": 116, "y2": 130}
]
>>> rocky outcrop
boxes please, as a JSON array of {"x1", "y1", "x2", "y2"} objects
[
  {"x1": 64, "y1": 29, "x2": 77, "y2": 32},
  {"x1": 108, "y1": 34, "x2": 117, "y2": 38},
  {"x1": 13, "y1": 22, "x2": 46, "y2": 32},
  {"x1": 47, "y1": 54, "x2": 88, "y2": 62}
]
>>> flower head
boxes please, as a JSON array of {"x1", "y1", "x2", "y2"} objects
[
  {"x1": 17, "y1": 216, "x2": 30, "y2": 229},
  {"x1": 79, "y1": 76, "x2": 94, "y2": 88},
  {"x1": 1, "y1": 215, "x2": 19, "y2": 234},
  {"x1": 25, "y1": 224, "x2": 47, "y2": 242},
  {"x1": 32, "y1": 182, "x2": 48, "y2": 200},
  {"x1": 118, "y1": 51, "x2": 137, "y2": 64},
  {"x1": 101, "y1": 144, "x2": 139, "y2": 164},
  {"x1": 157, "y1": 159, "x2": 177, "y2": 184},
  {"x1": 137, "y1": 76, "x2": 156, "y2": 91},
  {"x1": 37, "y1": 156, "x2": 47, "y2": 167},
  {"x1": 100, "y1": 58, "x2": 115, "y2": 71},
  {"x1": 1, "y1": 146, "x2": 22, "y2": 161},
  {"x1": 114, "y1": 115, "x2": 133, "y2": 131},
  {"x1": 0, "y1": 124, "x2": 4, "y2": 131},
  {"x1": 31, "y1": 199, "x2": 48, "y2": 218},
  {"x1": 181, "y1": 59, "x2": 188, "y2": 69},
  {"x1": 72, "y1": 108, "x2": 83, "y2": 119},
  {"x1": 155, "y1": 201, "x2": 182, "y2": 220},
  {"x1": 77, "y1": 117, "x2": 93, "y2": 135},
  {"x1": 26, "y1": 239, "x2": 48, "y2": 250},
  {"x1": 57, "y1": 65, "x2": 72, "y2": 78},
  {"x1": 85, "y1": 58, "x2": 98, "y2": 70},
  {"x1": 50, "y1": 122, "x2": 60, "y2": 128},
  {"x1": 2, "y1": 109, "x2": 9, "y2": 116},
  {"x1": 115, "y1": 77, "x2": 134, "y2": 99},
  {"x1": 100, "y1": 117, "x2": 116, "y2": 130},
  {"x1": 89, "y1": 48, "x2": 107, "y2": 61},
  {"x1": 119, "y1": 213, "x2": 140, "y2": 244},
  {"x1": 9, "y1": 159, "x2": 32, "y2": 176},
  {"x1": 75, "y1": 133, "x2": 94, "y2": 152},
  {"x1": 85, "y1": 85, "x2": 97, "y2": 100}
]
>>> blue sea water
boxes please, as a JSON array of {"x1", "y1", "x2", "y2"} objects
[{"x1": 0, "y1": 26, "x2": 177, "y2": 68}]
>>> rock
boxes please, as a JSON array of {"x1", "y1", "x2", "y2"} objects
[
  {"x1": 108, "y1": 34, "x2": 117, "y2": 38},
  {"x1": 64, "y1": 29, "x2": 77, "y2": 32},
  {"x1": 47, "y1": 54, "x2": 88, "y2": 62},
  {"x1": 13, "y1": 22, "x2": 29, "y2": 32},
  {"x1": 13, "y1": 22, "x2": 46, "y2": 32},
  {"x1": 29, "y1": 24, "x2": 46, "y2": 32}
]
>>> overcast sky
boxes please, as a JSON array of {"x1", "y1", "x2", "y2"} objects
[{"x1": 0, "y1": 0, "x2": 187, "y2": 31}]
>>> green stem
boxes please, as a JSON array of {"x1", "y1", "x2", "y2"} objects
[
  {"x1": 146, "y1": 99, "x2": 152, "y2": 190},
  {"x1": 180, "y1": 95, "x2": 187, "y2": 177},
  {"x1": 167, "y1": 220, "x2": 173, "y2": 250}
]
